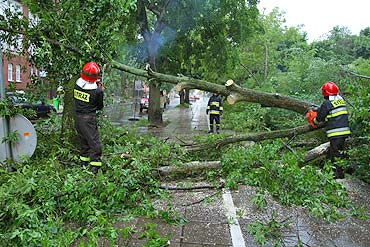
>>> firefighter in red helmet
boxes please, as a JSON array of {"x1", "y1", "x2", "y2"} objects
[
  {"x1": 74, "y1": 62, "x2": 104, "y2": 175},
  {"x1": 305, "y1": 81, "x2": 351, "y2": 178}
]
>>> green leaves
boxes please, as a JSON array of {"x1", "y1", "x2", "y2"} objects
[
  {"x1": 246, "y1": 210, "x2": 291, "y2": 246},
  {"x1": 221, "y1": 141, "x2": 350, "y2": 221},
  {"x1": 0, "y1": 117, "x2": 185, "y2": 246}
]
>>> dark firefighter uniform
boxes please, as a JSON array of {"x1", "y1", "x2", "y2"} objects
[
  {"x1": 74, "y1": 78, "x2": 104, "y2": 170},
  {"x1": 314, "y1": 95, "x2": 351, "y2": 177},
  {"x1": 207, "y1": 93, "x2": 223, "y2": 133}
]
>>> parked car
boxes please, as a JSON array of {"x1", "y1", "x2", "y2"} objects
[
  {"x1": 6, "y1": 93, "x2": 56, "y2": 119},
  {"x1": 140, "y1": 95, "x2": 149, "y2": 112}
]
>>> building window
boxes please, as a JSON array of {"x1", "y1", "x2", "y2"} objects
[
  {"x1": 8, "y1": 63, "x2": 13, "y2": 81},
  {"x1": 16, "y1": 64, "x2": 21, "y2": 82}
]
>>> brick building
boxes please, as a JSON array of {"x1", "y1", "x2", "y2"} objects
[{"x1": 1, "y1": 0, "x2": 37, "y2": 91}]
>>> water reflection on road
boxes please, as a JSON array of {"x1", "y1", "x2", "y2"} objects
[{"x1": 104, "y1": 95, "x2": 209, "y2": 142}]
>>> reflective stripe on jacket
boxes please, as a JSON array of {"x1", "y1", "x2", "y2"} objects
[
  {"x1": 207, "y1": 95, "x2": 223, "y2": 115},
  {"x1": 314, "y1": 95, "x2": 351, "y2": 139}
]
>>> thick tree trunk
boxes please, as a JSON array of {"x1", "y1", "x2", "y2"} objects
[
  {"x1": 147, "y1": 38, "x2": 164, "y2": 126},
  {"x1": 184, "y1": 89, "x2": 190, "y2": 104},
  {"x1": 179, "y1": 89, "x2": 185, "y2": 104},
  {"x1": 121, "y1": 72, "x2": 127, "y2": 97},
  {"x1": 148, "y1": 83, "x2": 163, "y2": 126},
  {"x1": 61, "y1": 75, "x2": 79, "y2": 147}
]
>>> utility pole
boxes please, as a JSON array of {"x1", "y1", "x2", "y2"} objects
[{"x1": 0, "y1": 52, "x2": 14, "y2": 171}]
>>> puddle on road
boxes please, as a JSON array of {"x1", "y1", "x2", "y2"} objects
[{"x1": 105, "y1": 96, "x2": 210, "y2": 140}]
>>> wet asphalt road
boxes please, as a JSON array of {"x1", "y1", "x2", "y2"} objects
[{"x1": 105, "y1": 95, "x2": 210, "y2": 142}]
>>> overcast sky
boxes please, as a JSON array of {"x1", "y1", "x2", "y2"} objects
[{"x1": 258, "y1": 0, "x2": 370, "y2": 42}]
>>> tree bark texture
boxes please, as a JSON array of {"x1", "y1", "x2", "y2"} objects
[
  {"x1": 148, "y1": 82, "x2": 163, "y2": 126},
  {"x1": 61, "y1": 76, "x2": 79, "y2": 146},
  {"x1": 184, "y1": 89, "x2": 190, "y2": 104},
  {"x1": 157, "y1": 161, "x2": 222, "y2": 176},
  {"x1": 304, "y1": 142, "x2": 330, "y2": 162}
]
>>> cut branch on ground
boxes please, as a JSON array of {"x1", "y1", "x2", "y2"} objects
[
  {"x1": 187, "y1": 125, "x2": 321, "y2": 152},
  {"x1": 304, "y1": 142, "x2": 330, "y2": 162},
  {"x1": 157, "y1": 161, "x2": 222, "y2": 176}
]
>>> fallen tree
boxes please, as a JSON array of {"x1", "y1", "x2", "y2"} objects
[
  {"x1": 186, "y1": 125, "x2": 321, "y2": 152},
  {"x1": 157, "y1": 161, "x2": 222, "y2": 176},
  {"x1": 110, "y1": 61, "x2": 317, "y2": 114},
  {"x1": 110, "y1": 61, "x2": 324, "y2": 151}
]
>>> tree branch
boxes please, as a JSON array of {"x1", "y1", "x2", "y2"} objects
[
  {"x1": 240, "y1": 62, "x2": 260, "y2": 86},
  {"x1": 340, "y1": 65, "x2": 370, "y2": 79},
  {"x1": 187, "y1": 125, "x2": 321, "y2": 152},
  {"x1": 0, "y1": 25, "x2": 83, "y2": 55},
  {"x1": 153, "y1": 0, "x2": 171, "y2": 34}
]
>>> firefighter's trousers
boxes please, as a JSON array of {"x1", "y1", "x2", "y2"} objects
[
  {"x1": 75, "y1": 114, "x2": 102, "y2": 166},
  {"x1": 328, "y1": 137, "x2": 347, "y2": 178},
  {"x1": 209, "y1": 114, "x2": 220, "y2": 131}
]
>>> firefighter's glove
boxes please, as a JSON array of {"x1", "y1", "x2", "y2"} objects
[
  {"x1": 305, "y1": 109, "x2": 317, "y2": 128},
  {"x1": 206, "y1": 110, "x2": 209, "y2": 115}
]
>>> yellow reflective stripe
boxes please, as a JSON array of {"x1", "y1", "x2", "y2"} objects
[
  {"x1": 327, "y1": 130, "x2": 351, "y2": 137},
  {"x1": 207, "y1": 106, "x2": 210, "y2": 109},
  {"x1": 326, "y1": 110, "x2": 348, "y2": 119},
  {"x1": 219, "y1": 107, "x2": 223, "y2": 111},
  {"x1": 74, "y1": 89, "x2": 90, "y2": 102},
  {"x1": 210, "y1": 102, "x2": 220, "y2": 107},
  {"x1": 210, "y1": 111, "x2": 220, "y2": 114},
  {"x1": 331, "y1": 99, "x2": 345, "y2": 107},
  {"x1": 80, "y1": 156, "x2": 90, "y2": 162},
  {"x1": 90, "y1": 161, "x2": 102, "y2": 167}
]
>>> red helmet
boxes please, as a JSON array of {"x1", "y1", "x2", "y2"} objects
[
  {"x1": 321, "y1": 81, "x2": 339, "y2": 97},
  {"x1": 80, "y1": 62, "x2": 100, "y2": 83}
]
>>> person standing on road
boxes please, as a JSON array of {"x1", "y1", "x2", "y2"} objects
[
  {"x1": 206, "y1": 92, "x2": 223, "y2": 134},
  {"x1": 73, "y1": 62, "x2": 104, "y2": 175},
  {"x1": 305, "y1": 81, "x2": 351, "y2": 179}
]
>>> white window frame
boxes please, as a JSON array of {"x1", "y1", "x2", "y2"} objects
[
  {"x1": 16, "y1": 64, "x2": 21, "y2": 82},
  {"x1": 8, "y1": 63, "x2": 13, "y2": 81}
]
